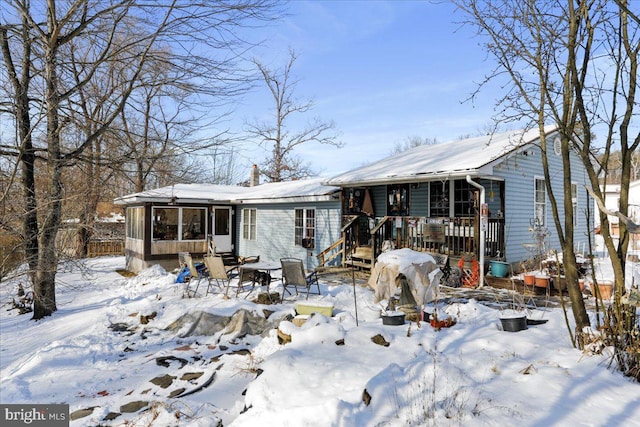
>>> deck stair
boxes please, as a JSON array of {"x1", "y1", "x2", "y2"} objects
[{"x1": 345, "y1": 245, "x2": 373, "y2": 270}]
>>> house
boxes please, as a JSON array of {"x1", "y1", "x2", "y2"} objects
[
  {"x1": 115, "y1": 126, "x2": 592, "y2": 278},
  {"x1": 324, "y1": 126, "x2": 592, "y2": 272},
  {"x1": 114, "y1": 172, "x2": 341, "y2": 273},
  {"x1": 594, "y1": 180, "x2": 640, "y2": 253}
]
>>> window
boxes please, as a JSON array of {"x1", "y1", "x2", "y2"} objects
[
  {"x1": 453, "y1": 180, "x2": 476, "y2": 217},
  {"x1": 295, "y1": 208, "x2": 315, "y2": 248},
  {"x1": 534, "y1": 178, "x2": 546, "y2": 226},
  {"x1": 126, "y1": 207, "x2": 144, "y2": 240},
  {"x1": 152, "y1": 207, "x2": 207, "y2": 241},
  {"x1": 181, "y1": 208, "x2": 206, "y2": 240},
  {"x1": 153, "y1": 207, "x2": 178, "y2": 240},
  {"x1": 571, "y1": 183, "x2": 578, "y2": 226},
  {"x1": 387, "y1": 184, "x2": 409, "y2": 216},
  {"x1": 344, "y1": 188, "x2": 364, "y2": 215},
  {"x1": 553, "y1": 136, "x2": 562, "y2": 156},
  {"x1": 242, "y1": 208, "x2": 256, "y2": 240},
  {"x1": 430, "y1": 181, "x2": 450, "y2": 217}
]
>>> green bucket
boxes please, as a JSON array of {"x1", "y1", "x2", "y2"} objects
[{"x1": 490, "y1": 261, "x2": 509, "y2": 278}]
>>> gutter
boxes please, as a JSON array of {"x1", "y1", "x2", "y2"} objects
[
  {"x1": 324, "y1": 171, "x2": 481, "y2": 188},
  {"x1": 466, "y1": 175, "x2": 485, "y2": 288}
]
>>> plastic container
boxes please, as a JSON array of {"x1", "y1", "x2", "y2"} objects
[
  {"x1": 500, "y1": 315, "x2": 527, "y2": 332},
  {"x1": 490, "y1": 261, "x2": 509, "y2": 278},
  {"x1": 381, "y1": 312, "x2": 405, "y2": 325}
]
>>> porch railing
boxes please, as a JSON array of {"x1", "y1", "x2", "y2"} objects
[{"x1": 346, "y1": 215, "x2": 505, "y2": 267}]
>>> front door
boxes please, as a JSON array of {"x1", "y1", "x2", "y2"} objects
[{"x1": 211, "y1": 207, "x2": 232, "y2": 253}]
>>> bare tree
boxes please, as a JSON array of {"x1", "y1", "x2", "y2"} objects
[
  {"x1": 390, "y1": 136, "x2": 438, "y2": 155},
  {"x1": 199, "y1": 145, "x2": 246, "y2": 185},
  {"x1": 456, "y1": 0, "x2": 640, "y2": 376},
  {"x1": 246, "y1": 49, "x2": 342, "y2": 182},
  {"x1": 0, "y1": 0, "x2": 278, "y2": 319}
]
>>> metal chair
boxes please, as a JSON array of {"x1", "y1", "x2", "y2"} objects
[
  {"x1": 280, "y1": 258, "x2": 321, "y2": 300},
  {"x1": 226, "y1": 267, "x2": 259, "y2": 298},
  {"x1": 182, "y1": 253, "x2": 206, "y2": 297},
  {"x1": 202, "y1": 254, "x2": 237, "y2": 296}
]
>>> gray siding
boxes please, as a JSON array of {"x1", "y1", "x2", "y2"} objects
[
  {"x1": 493, "y1": 139, "x2": 590, "y2": 264},
  {"x1": 410, "y1": 184, "x2": 429, "y2": 216},
  {"x1": 371, "y1": 186, "x2": 387, "y2": 217},
  {"x1": 235, "y1": 200, "x2": 342, "y2": 268},
  {"x1": 368, "y1": 184, "x2": 430, "y2": 217}
]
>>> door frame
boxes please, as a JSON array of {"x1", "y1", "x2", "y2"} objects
[{"x1": 210, "y1": 206, "x2": 233, "y2": 253}]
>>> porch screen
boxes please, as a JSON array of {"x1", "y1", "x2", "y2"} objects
[
  {"x1": 153, "y1": 207, "x2": 179, "y2": 240},
  {"x1": 182, "y1": 208, "x2": 206, "y2": 240},
  {"x1": 387, "y1": 184, "x2": 409, "y2": 216},
  {"x1": 454, "y1": 180, "x2": 476, "y2": 217},
  {"x1": 430, "y1": 181, "x2": 450, "y2": 217},
  {"x1": 126, "y1": 207, "x2": 144, "y2": 240},
  {"x1": 152, "y1": 207, "x2": 207, "y2": 241}
]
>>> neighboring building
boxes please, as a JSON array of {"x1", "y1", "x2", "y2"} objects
[
  {"x1": 324, "y1": 126, "x2": 592, "y2": 270},
  {"x1": 595, "y1": 180, "x2": 640, "y2": 253},
  {"x1": 58, "y1": 203, "x2": 125, "y2": 258},
  {"x1": 114, "y1": 175, "x2": 341, "y2": 273}
]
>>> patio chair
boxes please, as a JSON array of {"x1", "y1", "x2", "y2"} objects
[
  {"x1": 226, "y1": 266, "x2": 258, "y2": 298},
  {"x1": 178, "y1": 252, "x2": 190, "y2": 269},
  {"x1": 202, "y1": 254, "x2": 238, "y2": 296},
  {"x1": 182, "y1": 253, "x2": 206, "y2": 298},
  {"x1": 280, "y1": 257, "x2": 321, "y2": 300}
]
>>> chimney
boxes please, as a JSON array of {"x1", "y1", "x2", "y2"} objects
[{"x1": 250, "y1": 164, "x2": 260, "y2": 187}]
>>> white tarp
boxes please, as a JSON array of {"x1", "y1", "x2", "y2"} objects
[{"x1": 368, "y1": 248, "x2": 442, "y2": 306}]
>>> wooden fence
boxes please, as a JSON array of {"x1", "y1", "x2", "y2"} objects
[{"x1": 87, "y1": 239, "x2": 124, "y2": 257}]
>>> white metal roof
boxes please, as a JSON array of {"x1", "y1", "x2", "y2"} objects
[
  {"x1": 114, "y1": 177, "x2": 340, "y2": 205},
  {"x1": 325, "y1": 126, "x2": 557, "y2": 186}
]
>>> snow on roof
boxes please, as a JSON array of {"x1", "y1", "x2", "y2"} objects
[
  {"x1": 326, "y1": 126, "x2": 557, "y2": 186},
  {"x1": 114, "y1": 177, "x2": 340, "y2": 205}
]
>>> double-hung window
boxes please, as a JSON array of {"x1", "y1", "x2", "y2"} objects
[
  {"x1": 242, "y1": 208, "x2": 257, "y2": 240},
  {"x1": 571, "y1": 183, "x2": 578, "y2": 226},
  {"x1": 534, "y1": 178, "x2": 546, "y2": 226},
  {"x1": 295, "y1": 208, "x2": 315, "y2": 248}
]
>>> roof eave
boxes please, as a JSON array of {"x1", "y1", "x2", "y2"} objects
[
  {"x1": 325, "y1": 170, "x2": 487, "y2": 187},
  {"x1": 238, "y1": 193, "x2": 340, "y2": 204},
  {"x1": 114, "y1": 196, "x2": 232, "y2": 205}
]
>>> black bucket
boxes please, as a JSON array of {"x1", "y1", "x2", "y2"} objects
[
  {"x1": 500, "y1": 316, "x2": 527, "y2": 332},
  {"x1": 382, "y1": 313, "x2": 405, "y2": 325}
]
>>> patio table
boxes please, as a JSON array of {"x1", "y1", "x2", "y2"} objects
[{"x1": 239, "y1": 261, "x2": 282, "y2": 299}]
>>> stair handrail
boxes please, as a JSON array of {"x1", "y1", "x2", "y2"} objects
[
  {"x1": 316, "y1": 237, "x2": 344, "y2": 267},
  {"x1": 370, "y1": 216, "x2": 392, "y2": 235}
]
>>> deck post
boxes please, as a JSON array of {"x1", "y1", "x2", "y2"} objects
[{"x1": 466, "y1": 175, "x2": 486, "y2": 287}]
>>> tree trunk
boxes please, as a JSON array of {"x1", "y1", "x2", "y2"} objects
[{"x1": 32, "y1": 19, "x2": 62, "y2": 320}]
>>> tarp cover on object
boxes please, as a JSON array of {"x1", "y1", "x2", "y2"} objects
[
  {"x1": 368, "y1": 248, "x2": 441, "y2": 306},
  {"x1": 165, "y1": 309, "x2": 286, "y2": 339}
]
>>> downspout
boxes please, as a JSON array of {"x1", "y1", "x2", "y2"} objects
[{"x1": 466, "y1": 175, "x2": 485, "y2": 288}]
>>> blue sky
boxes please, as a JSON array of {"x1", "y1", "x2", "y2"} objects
[{"x1": 233, "y1": 1, "x2": 501, "y2": 178}]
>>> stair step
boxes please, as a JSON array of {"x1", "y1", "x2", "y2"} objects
[{"x1": 345, "y1": 260, "x2": 373, "y2": 269}]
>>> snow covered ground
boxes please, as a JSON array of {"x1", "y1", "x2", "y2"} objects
[{"x1": 1, "y1": 255, "x2": 639, "y2": 426}]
